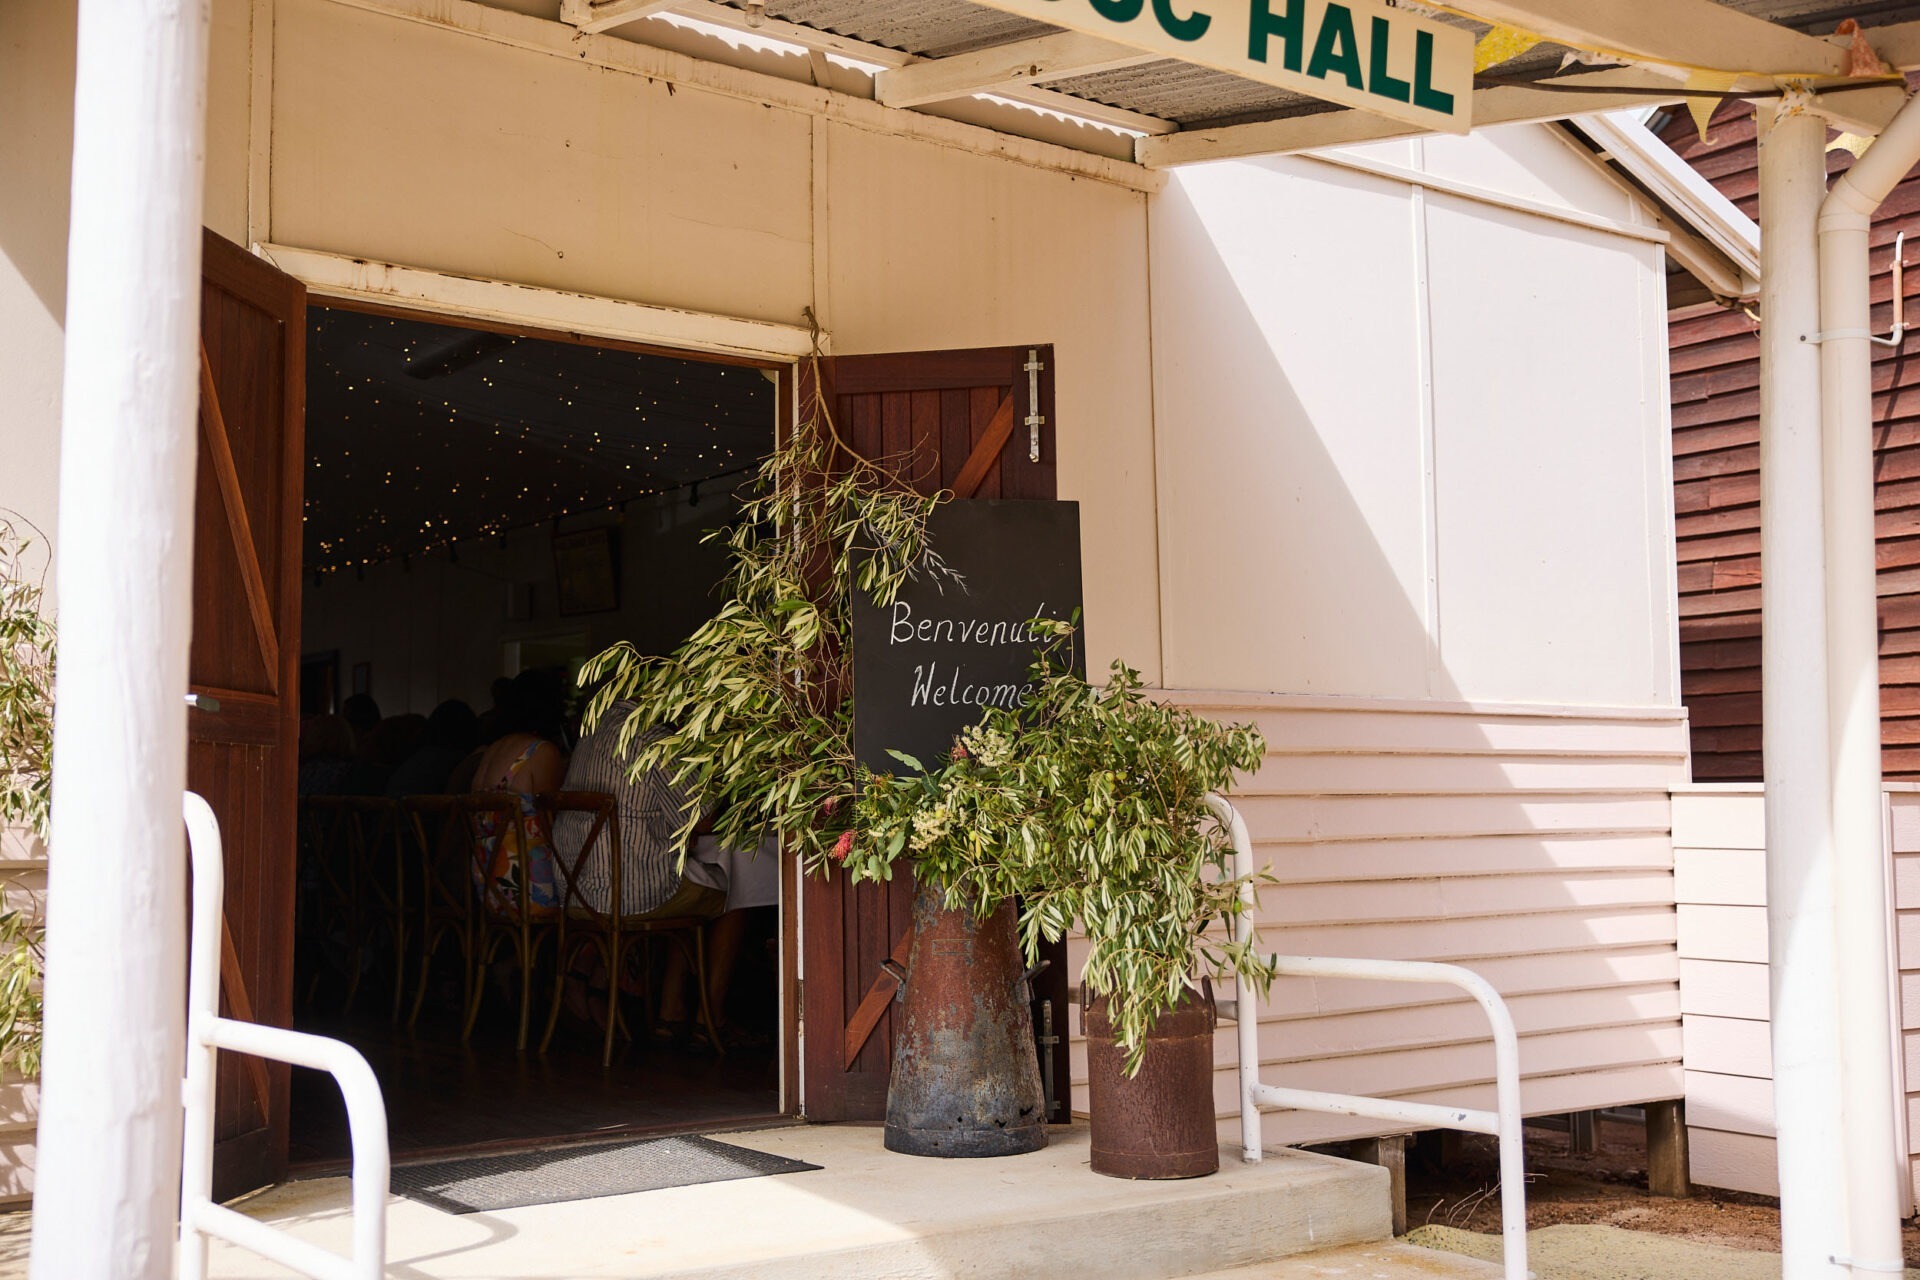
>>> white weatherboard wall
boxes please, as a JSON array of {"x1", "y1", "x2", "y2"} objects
[{"x1": 1672, "y1": 785, "x2": 1920, "y2": 1207}]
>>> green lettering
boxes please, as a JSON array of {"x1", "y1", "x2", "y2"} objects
[
  {"x1": 1247, "y1": 0, "x2": 1303, "y2": 71},
  {"x1": 1412, "y1": 28, "x2": 1455, "y2": 113},
  {"x1": 1306, "y1": 4, "x2": 1362, "y2": 89},
  {"x1": 1367, "y1": 15, "x2": 1409, "y2": 102},
  {"x1": 1090, "y1": 0, "x2": 1146, "y2": 20},
  {"x1": 1153, "y1": 0, "x2": 1211, "y2": 41}
]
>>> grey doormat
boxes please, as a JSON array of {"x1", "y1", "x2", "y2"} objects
[{"x1": 390, "y1": 1134, "x2": 821, "y2": 1214}]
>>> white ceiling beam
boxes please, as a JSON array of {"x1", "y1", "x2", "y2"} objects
[
  {"x1": 1453, "y1": 0, "x2": 1849, "y2": 78},
  {"x1": 560, "y1": 0, "x2": 679, "y2": 36},
  {"x1": 876, "y1": 31, "x2": 1159, "y2": 109},
  {"x1": 1137, "y1": 67, "x2": 1689, "y2": 168}
]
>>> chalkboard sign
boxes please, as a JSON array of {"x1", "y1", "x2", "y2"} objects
[{"x1": 852, "y1": 500, "x2": 1084, "y2": 774}]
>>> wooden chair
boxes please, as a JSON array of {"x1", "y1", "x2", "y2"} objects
[
  {"x1": 461, "y1": 791, "x2": 561, "y2": 1051},
  {"x1": 536, "y1": 792, "x2": 724, "y2": 1066},
  {"x1": 297, "y1": 796, "x2": 386, "y2": 1014},
  {"x1": 301, "y1": 796, "x2": 412, "y2": 1019},
  {"x1": 402, "y1": 794, "x2": 473, "y2": 1031}
]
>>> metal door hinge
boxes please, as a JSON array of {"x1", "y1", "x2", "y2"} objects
[{"x1": 1024, "y1": 349, "x2": 1045, "y2": 462}]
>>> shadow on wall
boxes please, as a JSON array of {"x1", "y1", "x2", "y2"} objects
[
  {"x1": 1150, "y1": 150, "x2": 1673, "y2": 708},
  {"x1": 0, "y1": 0, "x2": 73, "y2": 322},
  {"x1": 1150, "y1": 155, "x2": 1456, "y2": 702}
]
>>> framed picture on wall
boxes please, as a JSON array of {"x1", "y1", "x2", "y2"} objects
[
  {"x1": 553, "y1": 526, "x2": 620, "y2": 616},
  {"x1": 351, "y1": 662, "x2": 371, "y2": 697}
]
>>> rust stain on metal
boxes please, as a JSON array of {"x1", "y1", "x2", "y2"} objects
[
  {"x1": 883, "y1": 884, "x2": 1048, "y2": 1158},
  {"x1": 1083, "y1": 982, "x2": 1220, "y2": 1179}
]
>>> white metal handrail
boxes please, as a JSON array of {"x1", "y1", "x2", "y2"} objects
[
  {"x1": 180, "y1": 791, "x2": 390, "y2": 1280},
  {"x1": 1206, "y1": 793, "x2": 1529, "y2": 1280}
]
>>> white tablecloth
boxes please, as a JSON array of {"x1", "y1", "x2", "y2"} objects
[{"x1": 686, "y1": 833, "x2": 781, "y2": 911}]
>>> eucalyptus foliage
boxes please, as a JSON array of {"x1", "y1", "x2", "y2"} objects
[
  {"x1": 0, "y1": 517, "x2": 53, "y2": 839},
  {"x1": 849, "y1": 622, "x2": 1277, "y2": 1074},
  {"x1": 0, "y1": 515, "x2": 50, "y2": 1079},
  {"x1": 577, "y1": 385, "x2": 1274, "y2": 1077},
  {"x1": 577, "y1": 375, "x2": 944, "y2": 872}
]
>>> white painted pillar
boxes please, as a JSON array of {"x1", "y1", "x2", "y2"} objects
[
  {"x1": 1755, "y1": 102, "x2": 1851, "y2": 1280},
  {"x1": 26, "y1": 0, "x2": 211, "y2": 1274},
  {"x1": 1815, "y1": 91, "x2": 1920, "y2": 1279}
]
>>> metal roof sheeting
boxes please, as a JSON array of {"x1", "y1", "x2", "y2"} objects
[{"x1": 713, "y1": 0, "x2": 1920, "y2": 132}]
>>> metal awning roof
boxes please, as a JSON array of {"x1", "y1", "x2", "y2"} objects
[{"x1": 600, "y1": 0, "x2": 1920, "y2": 142}]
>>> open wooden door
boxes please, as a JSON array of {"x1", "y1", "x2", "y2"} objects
[
  {"x1": 800, "y1": 344, "x2": 1071, "y2": 1122},
  {"x1": 190, "y1": 230, "x2": 306, "y2": 1200}
]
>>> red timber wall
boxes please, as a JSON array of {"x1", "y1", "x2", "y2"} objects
[{"x1": 1665, "y1": 100, "x2": 1920, "y2": 782}]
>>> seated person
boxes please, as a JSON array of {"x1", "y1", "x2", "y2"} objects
[
  {"x1": 296, "y1": 715, "x2": 355, "y2": 797},
  {"x1": 468, "y1": 671, "x2": 568, "y2": 917},
  {"x1": 553, "y1": 700, "x2": 777, "y2": 1048},
  {"x1": 386, "y1": 699, "x2": 479, "y2": 798},
  {"x1": 549, "y1": 699, "x2": 721, "y2": 921}
]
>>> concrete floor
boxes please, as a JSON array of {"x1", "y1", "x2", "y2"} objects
[{"x1": 176, "y1": 1123, "x2": 1395, "y2": 1279}]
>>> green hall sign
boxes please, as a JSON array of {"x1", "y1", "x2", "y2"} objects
[{"x1": 973, "y1": 0, "x2": 1474, "y2": 133}]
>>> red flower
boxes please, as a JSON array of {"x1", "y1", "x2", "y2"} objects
[
  {"x1": 950, "y1": 741, "x2": 969, "y2": 761},
  {"x1": 821, "y1": 794, "x2": 839, "y2": 816},
  {"x1": 831, "y1": 830, "x2": 854, "y2": 862}
]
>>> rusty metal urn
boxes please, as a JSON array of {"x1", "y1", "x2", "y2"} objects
[
  {"x1": 1082, "y1": 981, "x2": 1220, "y2": 1179},
  {"x1": 883, "y1": 883, "x2": 1049, "y2": 1158}
]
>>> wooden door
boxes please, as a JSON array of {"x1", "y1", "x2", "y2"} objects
[
  {"x1": 190, "y1": 230, "x2": 307, "y2": 1200},
  {"x1": 800, "y1": 344, "x2": 1071, "y2": 1121}
]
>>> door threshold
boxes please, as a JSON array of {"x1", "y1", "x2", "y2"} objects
[{"x1": 289, "y1": 1112, "x2": 799, "y2": 1178}]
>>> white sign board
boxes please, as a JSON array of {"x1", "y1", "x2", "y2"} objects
[{"x1": 969, "y1": 0, "x2": 1474, "y2": 134}]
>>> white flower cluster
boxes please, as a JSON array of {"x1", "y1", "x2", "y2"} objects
[
  {"x1": 909, "y1": 803, "x2": 952, "y2": 851},
  {"x1": 962, "y1": 724, "x2": 1015, "y2": 769}
]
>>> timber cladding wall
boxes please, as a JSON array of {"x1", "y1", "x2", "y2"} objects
[
  {"x1": 1066, "y1": 693, "x2": 1691, "y2": 1145},
  {"x1": 1672, "y1": 786, "x2": 1920, "y2": 1208},
  {"x1": 1666, "y1": 103, "x2": 1920, "y2": 781}
]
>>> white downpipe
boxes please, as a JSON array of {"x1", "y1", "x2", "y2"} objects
[
  {"x1": 26, "y1": 0, "x2": 210, "y2": 1274},
  {"x1": 1817, "y1": 88, "x2": 1920, "y2": 1280},
  {"x1": 1755, "y1": 102, "x2": 1851, "y2": 1280}
]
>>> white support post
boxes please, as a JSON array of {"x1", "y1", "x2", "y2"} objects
[
  {"x1": 26, "y1": 0, "x2": 210, "y2": 1274},
  {"x1": 1755, "y1": 101, "x2": 1851, "y2": 1280}
]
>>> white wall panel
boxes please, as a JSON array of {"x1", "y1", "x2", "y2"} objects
[
  {"x1": 1150, "y1": 155, "x2": 1432, "y2": 698},
  {"x1": 1424, "y1": 196, "x2": 1674, "y2": 707}
]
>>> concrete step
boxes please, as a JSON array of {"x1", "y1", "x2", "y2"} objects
[
  {"x1": 1188, "y1": 1241, "x2": 1506, "y2": 1278},
  {"x1": 203, "y1": 1123, "x2": 1395, "y2": 1279}
]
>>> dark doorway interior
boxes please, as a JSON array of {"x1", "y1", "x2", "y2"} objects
[{"x1": 288, "y1": 305, "x2": 783, "y2": 1165}]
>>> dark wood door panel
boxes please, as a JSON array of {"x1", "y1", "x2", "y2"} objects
[
  {"x1": 801, "y1": 344, "x2": 1067, "y2": 1123},
  {"x1": 192, "y1": 230, "x2": 306, "y2": 1201}
]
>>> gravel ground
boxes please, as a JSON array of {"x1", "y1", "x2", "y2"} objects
[
  {"x1": 1407, "y1": 1222, "x2": 1920, "y2": 1280},
  {"x1": 1405, "y1": 1117, "x2": 1920, "y2": 1270}
]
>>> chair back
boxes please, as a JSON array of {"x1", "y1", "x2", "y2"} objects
[
  {"x1": 537, "y1": 791, "x2": 626, "y2": 923},
  {"x1": 400, "y1": 794, "x2": 465, "y2": 918}
]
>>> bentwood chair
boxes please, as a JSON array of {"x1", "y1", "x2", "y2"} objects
[
  {"x1": 536, "y1": 792, "x2": 724, "y2": 1065},
  {"x1": 402, "y1": 794, "x2": 474, "y2": 1032},
  {"x1": 298, "y1": 796, "x2": 378, "y2": 1015},
  {"x1": 302, "y1": 796, "x2": 413, "y2": 1019},
  {"x1": 461, "y1": 791, "x2": 561, "y2": 1052}
]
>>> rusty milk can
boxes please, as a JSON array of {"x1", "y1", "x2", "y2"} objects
[
  {"x1": 1082, "y1": 980, "x2": 1219, "y2": 1179},
  {"x1": 883, "y1": 882, "x2": 1049, "y2": 1158}
]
